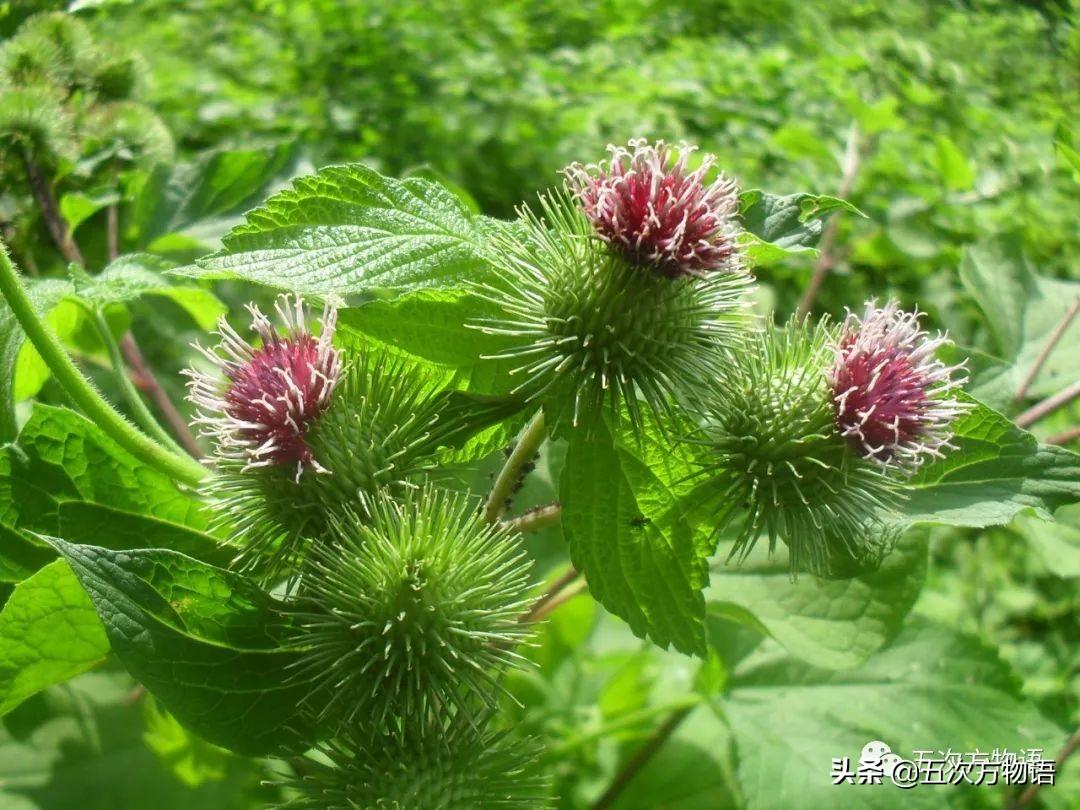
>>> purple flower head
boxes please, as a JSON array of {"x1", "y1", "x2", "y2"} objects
[
  {"x1": 185, "y1": 294, "x2": 341, "y2": 480},
  {"x1": 564, "y1": 138, "x2": 742, "y2": 278},
  {"x1": 829, "y1": 300, "x2": 970, "y2": 470}
]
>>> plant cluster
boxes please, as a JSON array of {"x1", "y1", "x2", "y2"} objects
[{"x1": 0, "y1": 5, "x2": 1076, "y2": 810}]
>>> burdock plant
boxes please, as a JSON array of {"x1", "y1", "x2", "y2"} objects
[
  {"x1": 829, "y1": 299, "x2": 971, "y2": 470},
  {"x1": 475, "y1": 140, "x2": 751, "y2": 433},
  {"x1": 691, "y1": 316, "x2": 904, "y2": 577},
  {"x1": 2, "y1": 99, "x2": 1023, "y2": 808},
  {"x1": 185, "y1": 295, "x2": 455, "y2": 579},
  {"x1": 290, "y1": 485, "x2": 532, "y2": 733}
]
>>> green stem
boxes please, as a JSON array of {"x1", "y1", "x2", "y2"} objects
[
  {"x1": 556, "y1": 696, "x2": 700, "y2": 757},
  {"x1": 89, "y1": 307, "x2": 186, "y2": 456},
  {"x1": 503, "y1": 501, "x2": 562, "y2": 534},
  {"x1": 483, "y1": 409, "x2": 546, "y2": 523},
  {"x1": 0, "y1": 244, "x2": 206, "y2": 486},
  {"x1": 591, "y1": 704, "x2": 696, "y2": 809}
]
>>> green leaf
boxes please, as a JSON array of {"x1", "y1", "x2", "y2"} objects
[
  {"x1": 706, "y1": 528, "x2": 927, "y2": 670},
  {"x1": 75, "y1": 254, "x2": 226, "y2": 330},
  {"x1": 1014, "y1": 504, "x2": 1080, "y2": 578},
  {"x1": 723, "y1": 619, "x2": 1065, "y2": 809},
  {"x1": 45, "y1": 539, "x2": 310, "y2": 756},
  {"x1": 933, "y1": 135, "x2": 975, "y2": 191},
  {"x1": 0, "y1": 559, "x2": 109, "y2": 716},
  {"x1": 59, "y1": 189, "x2": 120, "y2": 235},
  {"x1": 0, "y1": 527, "x2": 54, "y2": 583},
  {"x1": 56, "y1": 503, "x2": 230, "y2": 566},
  {"x1": 739, "y1": 190, "x2": 862, "y2": 264},
  {"x1": 188, "y1": 163, "x2": 490, "y2": 295},
  {"x1": 606, "y1": 706, "x2": 740, "y2": 809},
  {"x1": 560, "y1": 420, "x2": 707, "y2": 656},
  {"x1": 15, "y1": 405, "x2": 209, "y2": 530},
  {"x1": 132, "y1": 145, "x2": 295, "y2": 250},
  {"x1": 960, "y1": 238, "x2": 1080, "y2": 398},
  {"x1": 903, "y1": 397, "x2": 1080, "y2": 527},
  {"x1": 338, "y1": 288, "x2": 510, "y2": 369}
]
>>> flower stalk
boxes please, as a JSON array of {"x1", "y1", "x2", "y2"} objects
[
  {"x1": 483, "y1": 409, "x2": 547, "y2": 523},
  {"x1": 0, "y1": 241, "x2": 206, "y2": 486}
]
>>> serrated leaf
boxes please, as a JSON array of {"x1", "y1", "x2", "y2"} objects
[
  {"x1": 560, "y1": 420, "x2": 707, "y2": 656},
  {"x1": 739, "y1": 190, "x2": 862, "y2": 262},
  {"x1": 338, "y1": 288, "x2": 511, "y2": 369},
  {"x1": 903, "y1": 397, "x2": 1080, "y2": 527},
  {"x1": 75, "y1": 254, "x2": 225, "y2": 330},
  {"x1": 0, "y1": 559, "x2": 109, "y2": 716},
  {"x1": 961, "y1": 238, "x2": 1080, "y2": 398},
  {"x1": 189, "y1": 163, "x2": 490, "y2": 295},
  {"x1": 46, "y1": 539, "x2": 310, "y2": 756},
  {"x1": 706, "y1": 528, "x2": 927, "y2": 670},
  {"x1": 722, "y1": 619, "x2": 1065, "y2": 810}
]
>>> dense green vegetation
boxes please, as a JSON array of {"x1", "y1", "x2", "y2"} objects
[{"x1": 0, "y1": 1, "x2": 1077, "y2": 808}]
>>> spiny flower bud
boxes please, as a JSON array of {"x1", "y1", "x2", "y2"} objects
[
  {"x1": 291, "y1": 486, "x2": 533, "y2": 732},
  {"x1": 476, "y1": 188, "x2": 750, "y2": 433},
  {"x1": 202, "y1": 350, "x2": 451, "y2": 582},
  {"x1": 691, "y1": 318, "x2": 902, "y2": 577},
  {"x1": 184, "y1": 294, "x2": 341, "y2": 481},
  {"x1": 564, "y1": 138, "x2": 742, "y2": 278},
  {"x1": 829, "y1": 300, "x2": 970, "y2": 471},
  {"x1": 278, "y1": 716, "x2": 550, "y2": 809}
]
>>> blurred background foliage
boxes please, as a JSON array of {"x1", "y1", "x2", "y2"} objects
[{"x1": 0, "y1": 0, "x2": 1077, "y2": 807}]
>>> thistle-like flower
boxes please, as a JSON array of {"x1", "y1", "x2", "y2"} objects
[
  {"x1": 184, "y1": 294, "x2": 341, "y2": 481},
  {"x1": 564, "y1": 138, "x2": 742, "y2": 278},
  {"x1": 690, "y1": 318, "x2": 902, "y2": 577},
  {"x1": 475, "y1": 189, "x2": 749, "y2": 433},
  {"x1": 202, "y1": 350, "x2": 455, "y2": 581},
  {"x1": 291, "y1": 486, "x2": 533, "y2": 731},
  {"x1": 829, "y1": 300, "x2": 970, "y2": 471}
]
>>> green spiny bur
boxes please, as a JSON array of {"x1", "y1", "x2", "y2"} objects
[
  {"x1": 691, "y1": 316, "x2": 903, "y2": 577},
  {"x1": 289, "y1": 484, "x2": 533, "y2": 734},
  {"x1": 205, "y1": 349, "x2": 449, "y2": 582},
  {"x1": 279, "y1": 713, "x2": 550, "y2": 809},
  {"x1": 474, "y1": 189, "x2": 751, "y2": 434}
]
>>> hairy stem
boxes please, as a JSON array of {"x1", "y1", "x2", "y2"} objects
[
  {"x1": 522, "y1": 566, "x2": 583, "y2": 623},
  {"x1": 796, "y1": 121, "x2": 863, "y2": 320},
  {"x1": 118, "y1": 332, "x2": 204, "y2": 458},
  {"x1": 503, "y1": 501, "x2": 562, "y2": 534},
  {"x1": 91, "y1": 308, "x2": 186, "y2": 455},
  {"x1": 591, "y1": 705, "x2": 695, "y2": 809},
  {"x1": 0, "y1": 243, "x2": 206, "y2": 486},
  {"x1": 1014, "y1": 296, "x2": 1080, "y2": 403},
  {"x1": 1016, "y1": 380, "x2": 1080, "y2": 429},
  {"x1": 106, "y1": 203, "x2": 120, "y2": 263},
  {"x1": 21, "y1": 151, "x2": 84, "y2": 266},
  {"x1": 484, "y1": 409, "x2": 546, "y2": 523}
]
